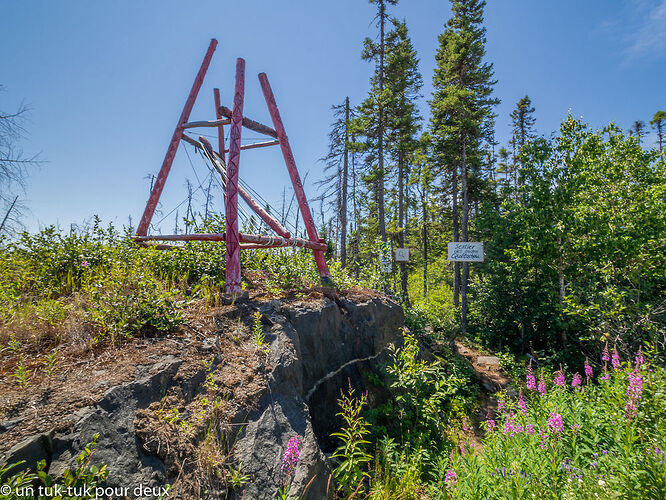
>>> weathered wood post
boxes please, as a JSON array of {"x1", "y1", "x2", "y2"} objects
[
  {"x1": 136, "y1": 39, "x2": 218, "y2": 236},
  {"x1": 258, "y1": 73, "x2": 332, "y2": 285},
  {"x1": 224, "y1": 58, "x2": 245, "y2": 294}
]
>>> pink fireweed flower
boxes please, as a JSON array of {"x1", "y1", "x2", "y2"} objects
[
  {"x1": 445, "y1": 469, "x2": 457, "y2": 483},
  {"x1": 518, "y1": 390, "x2": 527, "y2": 415},
  {"x1": 602, "y1": 342, "x2": 610, "y2": 362},
  {"x1": 497, "y1": 399, "x2": 505, "y2": 412},
  {"x1": 281, "y1": 436, "x2": 301, "y2": 476},
  {"x1": 503, "y1": 412, "x2": 522, "y2": 437},
  {"x1": 526, "y1": 423, "x2": 534, "y2": 435},
  {"x1": 635, "y1": 347, "x2": 644, "y2": 367},
  {"x1": 80, "y1": 260, "x2": 89, "y2": 267},
  {"x1": 538, "y1": 427, "x2": 547, "y2": 449},
  {"x1": 538, "y1": 372, "x2": 546, "y2": 396},
  {"x1": 611, "y1": 347, "x2": 621, "y2": 370},
  {"x1": 554, "y1": 368, "x2": 566, "y2": 387},
  {"x1": 625, "y1": 370, "x2": 643, "y2": 419},
  {"x1": 571, "y1": 373, "x2": 582, "y2": 388},
  {"x1": 584, "y1": 358, "x2": 593, "y2": 379},
  {"x1": 526, "y1": 360, "x2": 536, "y2": 391},
  {"x1": 486, "y1": 411, "x2": 496, "y2": 432},
  {"x1": 548, "y1": 412, "x2": 564, "y2": 434}
]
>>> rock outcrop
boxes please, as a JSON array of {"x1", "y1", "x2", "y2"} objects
[{"x1": 1, "y1": 293, "x2": 404, "y2": 499}]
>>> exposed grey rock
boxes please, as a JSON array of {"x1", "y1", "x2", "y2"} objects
[
  {"x1": 231, "y1": 296, "x2": 403, "y2": 499},
  {"x1": 2, "y1": 433, "x2": 52, "y2": 475},
  {"x1": 477, "y1": 356, "x2": 501, "y2": 366},
  {"x1": 1, "y1": 296, "x2": 403, "y2": 500}
]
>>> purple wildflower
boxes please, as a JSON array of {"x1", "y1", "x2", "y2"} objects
[
  {"x1": 571, "y1": 373, "x2": 582, "y2": 388},
  {"x1": 81, "y1": 260, "x2": 89, "y2": 267},
  {"x1": 486, "y1": 412, "x2": 496, "y2": 432},
  {"x1": 526, "y1": 424, "x2": 534, "y2": 435},
  {"x1": 635, "y1": 347, "x2": 644, "y2": 367},
  {"x1": 547, "y1": 412, "x2": 564, "y2": 434},
  {"x1": 445, "y1": 469, "x2": 457, "y2": 483},
  {"x1": 554, "y1": 368, "x2": 566, "y2": 387},
  {"x1": 518, "y1": 390, "x2": 527, "y2": 415},
  {"x1": 625, "y1": 369, "x2": 643, "y2": 419},
  {"x1": 281, "y1": 436, "x2": 301, "y2": 476},
  {"x1": 584, "y1": 359, "x2": 593, "y2": 379},
  {"x1": 602, "y1": 342, "x2": 610, "y2": 362},
  {"x1": 504, "y1": 412, "x2": 518, "y2": 437},
  {"x1": 497, "y1": 399, "x2": 505, "y2": 412},
  {"x1": 611, "y1": 347, "x2": 621, "y2": 370},
  {"x1": 526, "y1": 360, "x2": 536, "y2": 391},
  {"x1": 538, "y1": 373, "x2": 546, "y2": 396}
]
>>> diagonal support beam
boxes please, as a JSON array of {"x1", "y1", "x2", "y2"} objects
[
  {"x1": 198, "y1": 137, "x2": 291, "y2": 238},
  {"x1": 224, "y1": 58, "x2": 245, "y2": 294},
  {"x1": 137, "y1": 39, "x2": 218, "y2": 236},
  {"x1": 258, "y1": 73, "x2": 332, "y2": 282}
]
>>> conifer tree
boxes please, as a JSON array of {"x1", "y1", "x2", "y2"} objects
[
  {"x1": 385, "y1": 18, "x2": 422, "y2": 304},
  {"x1": 361, "y1": 0, "x2": 399, "y2": 245},
  {"x1": 430, "y1": 0, "x2": 498, "y2": 333},
  {"x1": 651, "y1": 111, "x2": 665, "y2": 152},
  {"x1": 630, "y1": 120, "x2": 646, "y2": 145}
]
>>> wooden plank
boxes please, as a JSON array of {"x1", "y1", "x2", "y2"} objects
[{"x1": 217, "y1": 105, "x2": 278, "y2": 139}]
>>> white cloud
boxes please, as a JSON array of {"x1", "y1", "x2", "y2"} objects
[{"x1": 625, "y1": 0, "x2": 666, "y2": 58}]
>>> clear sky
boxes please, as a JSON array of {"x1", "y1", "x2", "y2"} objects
[{"x1": 2, "y1": 0, "x2": 665, "y2": 234}]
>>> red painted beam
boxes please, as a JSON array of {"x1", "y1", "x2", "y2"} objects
[
  {"x1": 240, "y1": 233, "x2": 327, "y2": 251},
  {"x1": 217, "y1": 106, "x2": 278, "y2": 139},
  {"x1": 134, "y1": 233, "x2": 226, "y2": 242},
  {"x1": 225, "y1": 58, "x2": 245, "y2": 294},
  {"x1": 136, "y1": 39, "x2": 218, "y2": 236},
  {"x1": 258, "y1": 73, "x2": 332, "y2": 281},
  {"x1": 199, "y1": 137, "x2": 291, "y2": 239},
  {"x1": 224, "y1": 140, "x2": 279, "y2": 153}
]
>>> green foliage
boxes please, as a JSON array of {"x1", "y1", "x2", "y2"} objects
[
  {"x1": 442, "y1": 355, "x2": 666, "y2": 499},
  {"x1": 472, "y1": 117, "x2": 666, "y2": 362},
  {"x1": 251, "y1": 311, "x2": 265, "y2": 348},
  {"x1": 331, "y1": 385, "x2": 373, "y2": 497},
  {"x1": 382, "y1": 331, "x2": 475, "y2": 452},
  {"x1": 0, "y1": 433, "x2": 108, "y2": 499}
]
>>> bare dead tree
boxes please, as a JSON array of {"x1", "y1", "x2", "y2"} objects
[{"x1": 0, "y1": 86, "x2": 42, "y2": 235}]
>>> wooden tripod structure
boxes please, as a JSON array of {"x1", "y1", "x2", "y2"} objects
[{"x1": 134, "y1": 39, "x2": 332, "y2": 293}]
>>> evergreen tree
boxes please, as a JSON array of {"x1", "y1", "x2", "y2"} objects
[
  {"x1": 630, "y1": 120, "x2": 646, "y2": 145},
  {"x1": 318, "y1": 98, "x2": 355, "y2": 267},
  {"x1": 361, "y1": 0, "x2": 399, "y2": 245},
  {"x1": 651, "y1": 110, "x2": 665, "y2": 152},
  {"x1": 384, "y1": 18, "x2": 423, "y2": 304},
  {"x1": 429, "y1": 0, "x2": 498, "y2": 333},
  {"x1": 510, "y1": 95, "x2": 536, "y2": 150}
]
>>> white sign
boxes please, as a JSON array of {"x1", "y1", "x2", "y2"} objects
[
  {"x1": 448, "y1": 242, "x2": 484, "y2": 262},
  {"x1": 395, "y1": 248, "x2": 410, "y2": 262}
]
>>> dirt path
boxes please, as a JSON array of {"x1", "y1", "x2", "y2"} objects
[{"x1": 452, "y1": 338, "x2": 514, "y2": 452}]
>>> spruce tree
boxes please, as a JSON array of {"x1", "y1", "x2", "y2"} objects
[
  {"x1": 651, "y1": 111, "x2": 665, "y2": 152},
  {"x1": 429, "y1": 0, "x2": 498, "y2": 334},
  {"x1": 361, "y1": 0, "x2": 399, "y2": 245},
  {"x1": 385, "y1": 18, "x2": 422, "y2": 304}
]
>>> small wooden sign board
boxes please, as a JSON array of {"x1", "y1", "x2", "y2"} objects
[
  {"x1": 395, "y1": 248, "x2": 409, "y2": 262},
  {"x1": 448, "y1": 242, "x2": 484, "y2": 262}
]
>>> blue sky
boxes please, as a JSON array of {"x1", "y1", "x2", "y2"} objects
[{"x1": 2, "y1": 0, "x2": 665, "y2": 234}]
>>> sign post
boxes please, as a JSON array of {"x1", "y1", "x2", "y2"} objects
[
  {"x1": 447, "y1": 242, "x2": 484, "y2": 262},
  {"x1": 448, "y1": 242, "x2": 484, "y2": 336}
]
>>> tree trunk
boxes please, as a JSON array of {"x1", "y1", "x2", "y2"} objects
[
  {"x1": 398, "y1": 151, "x2": 409, "y2": 306},
  {"x1": 377, "y1": 0, "x2": 387, "y2": 243},
  {"x1": 340, "y1": 97, "x2": 350, "y2": 268},
  {"x1": 452, "y1": 162, "x2": 460, "y2": 309},
  {"x1": 421, "y1": 180, "x2": 428, "y2": 298},
  {"x1": 461, "y1": 133, "x2": 469, "y2": 336}
]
